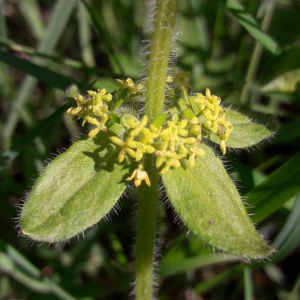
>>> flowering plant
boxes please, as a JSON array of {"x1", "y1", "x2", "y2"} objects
[{"x1": 19, "y1": 0, "x2": 274, "y2": 299}]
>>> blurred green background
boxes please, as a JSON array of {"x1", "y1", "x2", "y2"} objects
[{"x1": 1, "y1": 0, "x2": 300, "y2": 299}]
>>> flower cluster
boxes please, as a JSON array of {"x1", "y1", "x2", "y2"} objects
[
  {"x1": 67, "y1": 89, "x2": 112, "y2": 137},
  {"x1": 190, "y1": 88, "x2": 233, "y2": 155},
  {"x1": 67, "y1": 76, "x2": 233, "y2": 187},
  {"x1": 109, "y1": 114, "x2": 205, "y2": 187}
]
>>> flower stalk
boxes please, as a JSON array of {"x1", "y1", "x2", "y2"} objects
[{"x1": 135, "y1": 0, "x2": 178, "y2": 299}]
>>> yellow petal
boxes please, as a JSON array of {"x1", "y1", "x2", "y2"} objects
[
  {"x1": 126, "y1": 169, "x2": 137, "y2": 181},
  {"x1": 156, "y1": 155, "x2": 164, "y2": 168},
  {"x1": 135, "y1": 148, "x2": 143, "y2": 161},
  {"x1": 118, "y1": 151, "x2": 126, "y2": 163},
  {"x1": 205, "y1": 88, "x2": 211, "y2": 98},
  {"x1": 183, "y1": 137, "x2": 196, "y2": 144},
  {"x1": 159, "y1": 165, "x2": 170, "y2": 175},
  {"x1": 220, "y1": 140, "x2": 226, "y2": 155},
  {"x1": 125, "y1": 148, "x2": 136, "y2": 159},
  {"x1": 190, "y1": 117, "x2": 199, "y2": 125},
  {"x1": 110, "y1": 136, "x2": 125, "y2": 147},
  {"x1": 88, "y1": 127, "x2": 101, "y2": 137},
  {"x1": 189, "y1": 152, "x2": 196, "y2": 168},
  {"x1": 144, "y1": 145, "x2": 156, "y2": 154}
]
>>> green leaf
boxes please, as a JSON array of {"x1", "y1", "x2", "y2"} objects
[
  {"x1": 207, "y1": 109, "x2": 273, "y2": 148},
  {"x1": 160, "y1": 253, "x2": 237, "y2": 277},
  {"x1": 182, "y1": 108, "x2": 194, "y2": 120},
  {"x1": 0, "y1": 51, "x2": 84, "y2": 90},
  {"x1": 162, "y1": 143, "x2": 273, "y2": 259},
  {"x1": 0, "y1": 105, "x2": 68, "y2": 171},
  {"x1": 220, "y1": 0, "x2": 280, "y2": 55},
  {"x1": 261, "y1": 46, "x2": 300, "y2": 84},
  {"x1": 152, "y1": 113, "x2": 167, "y2": 128},
  {"x1": 260, "y1": 45, "x2": 300, "y2": 94},
  {"x1": 261, "y1": 69, "x2": 300, "y2": 94},
  {"x1": 66, "y1": 84, "x2": 80, "y2": 99},
  {"x1": 247, "y1": 151, "x2": 300, "y2": 222},
  {"x1": 20, "y1": 132, "x2": 129, "y2": 242}
]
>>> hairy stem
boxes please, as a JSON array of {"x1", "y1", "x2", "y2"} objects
[
  {"x1": 145, "y1": 0, "x2": 178, "y2": 122},
  {"x1": 136, "y1": 159, "x2": 159, "y2": 300},
  {"x1": 135, "y1": 1, "x2": 178, "y2": 299}
]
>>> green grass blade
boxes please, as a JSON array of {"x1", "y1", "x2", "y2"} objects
[
  {"x1": 36, "y1": 0, "x2": 77, "y2": 56},
  {"x1": 221, "y1": 0, "x2": 280, "y2": 55},
  {"x1": 247, "y1": 152, "x2": 300, "y2": 222},
  {"x1": 0, "y1": 38, "x2": 118, "y2": 77},
  {"x1": 18, "y1": 0, "x2": 44, "y2": 40},
  {"x1": 190, "y1": 0, "x2": 210, "y2": 51},
  {"x1": 0, "y1": 51, "x2": 83, "y2": 90},
  {"x1": 2, "y1": 0, "x2": 77, "y2": 148},
  {"x1": 0, "y1": 105, "x2": 68, "y2": 171},
  {"x1": 0, "y1": 239, "x2": 78, "y2": 300},
  {"x1": 195, "y1": 266, "x2": 242, "y2": 294},
  {"x1": 160, "y1": 253, "x2": 237, "y2": 277},
  {"x1": 0, "y1": 239, "x2": 39, "y2": 277},
  {"x1": 80, "y1": 0, "x2": 123, "y2": 74},
  {"x1": 244, "y1": 265, "x2": 254, "y2": 300},
  {"x1": 0, "y1": 0, "x2": 11, "y2": 108},
  {"x1": 78, "y1": 0, "x2": 95, "y2": 67},
  {"x1": 273, "y1": 195, "x2": 300, "y2": 261},
  {"x1": 0, "y1": 0, "x2": 7, "y2": 40},
  {"x1": 288, "y1": 275, "x2": 300, "y2": 300}
]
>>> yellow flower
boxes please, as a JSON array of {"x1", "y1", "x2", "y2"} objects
[
  {"x1": 127, "y1": 164, "x2": 151, "y2": 187},
  {"x1": 116, "y1": 78, "x2": 143, "y2": 96},
  {"x1": 67, "y1": 89, "x2": 112, "y2": 137},
  {"x1": 192, "y1": 88, "x2": 233, "y2": 155}
]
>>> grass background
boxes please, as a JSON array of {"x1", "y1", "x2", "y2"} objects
[{"x1": 0, "y1": 0, "x2": 300, "y2": 299}]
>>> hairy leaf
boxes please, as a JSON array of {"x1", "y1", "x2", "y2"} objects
[
  {"x1": 207, "y1": 109, "x2": 273, "y2": 148},
  {"x1": 20, "y1": 132, "x2": 129, "y2": 242},
  {"x1": 162, "y1": 144, "x2": 273, "y2": 259}
]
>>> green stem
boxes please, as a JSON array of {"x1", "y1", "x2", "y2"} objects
[
  {"x1": 145, "y1": 0, "x2": 178, "y2": 122},
  {"x1": 136, "y1": 159, "x2": 159, "y2": 300},
  {"x1": 135, "y1": 1, "x2": 178, "y2": 300},
  {"x1": 243, "y1": 265, "x2": 254, "y2": 300}
]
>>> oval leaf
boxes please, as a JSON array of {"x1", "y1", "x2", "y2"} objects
[
  {"x1": 162, "y1": 144, "x2": 273, "y2": 259},
  {"x1": 207, "y1": 109, "x2": 273, "y2": 148},
  {"x1": 20, "y1": 132, "x2": 129, "y2": 242}
]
